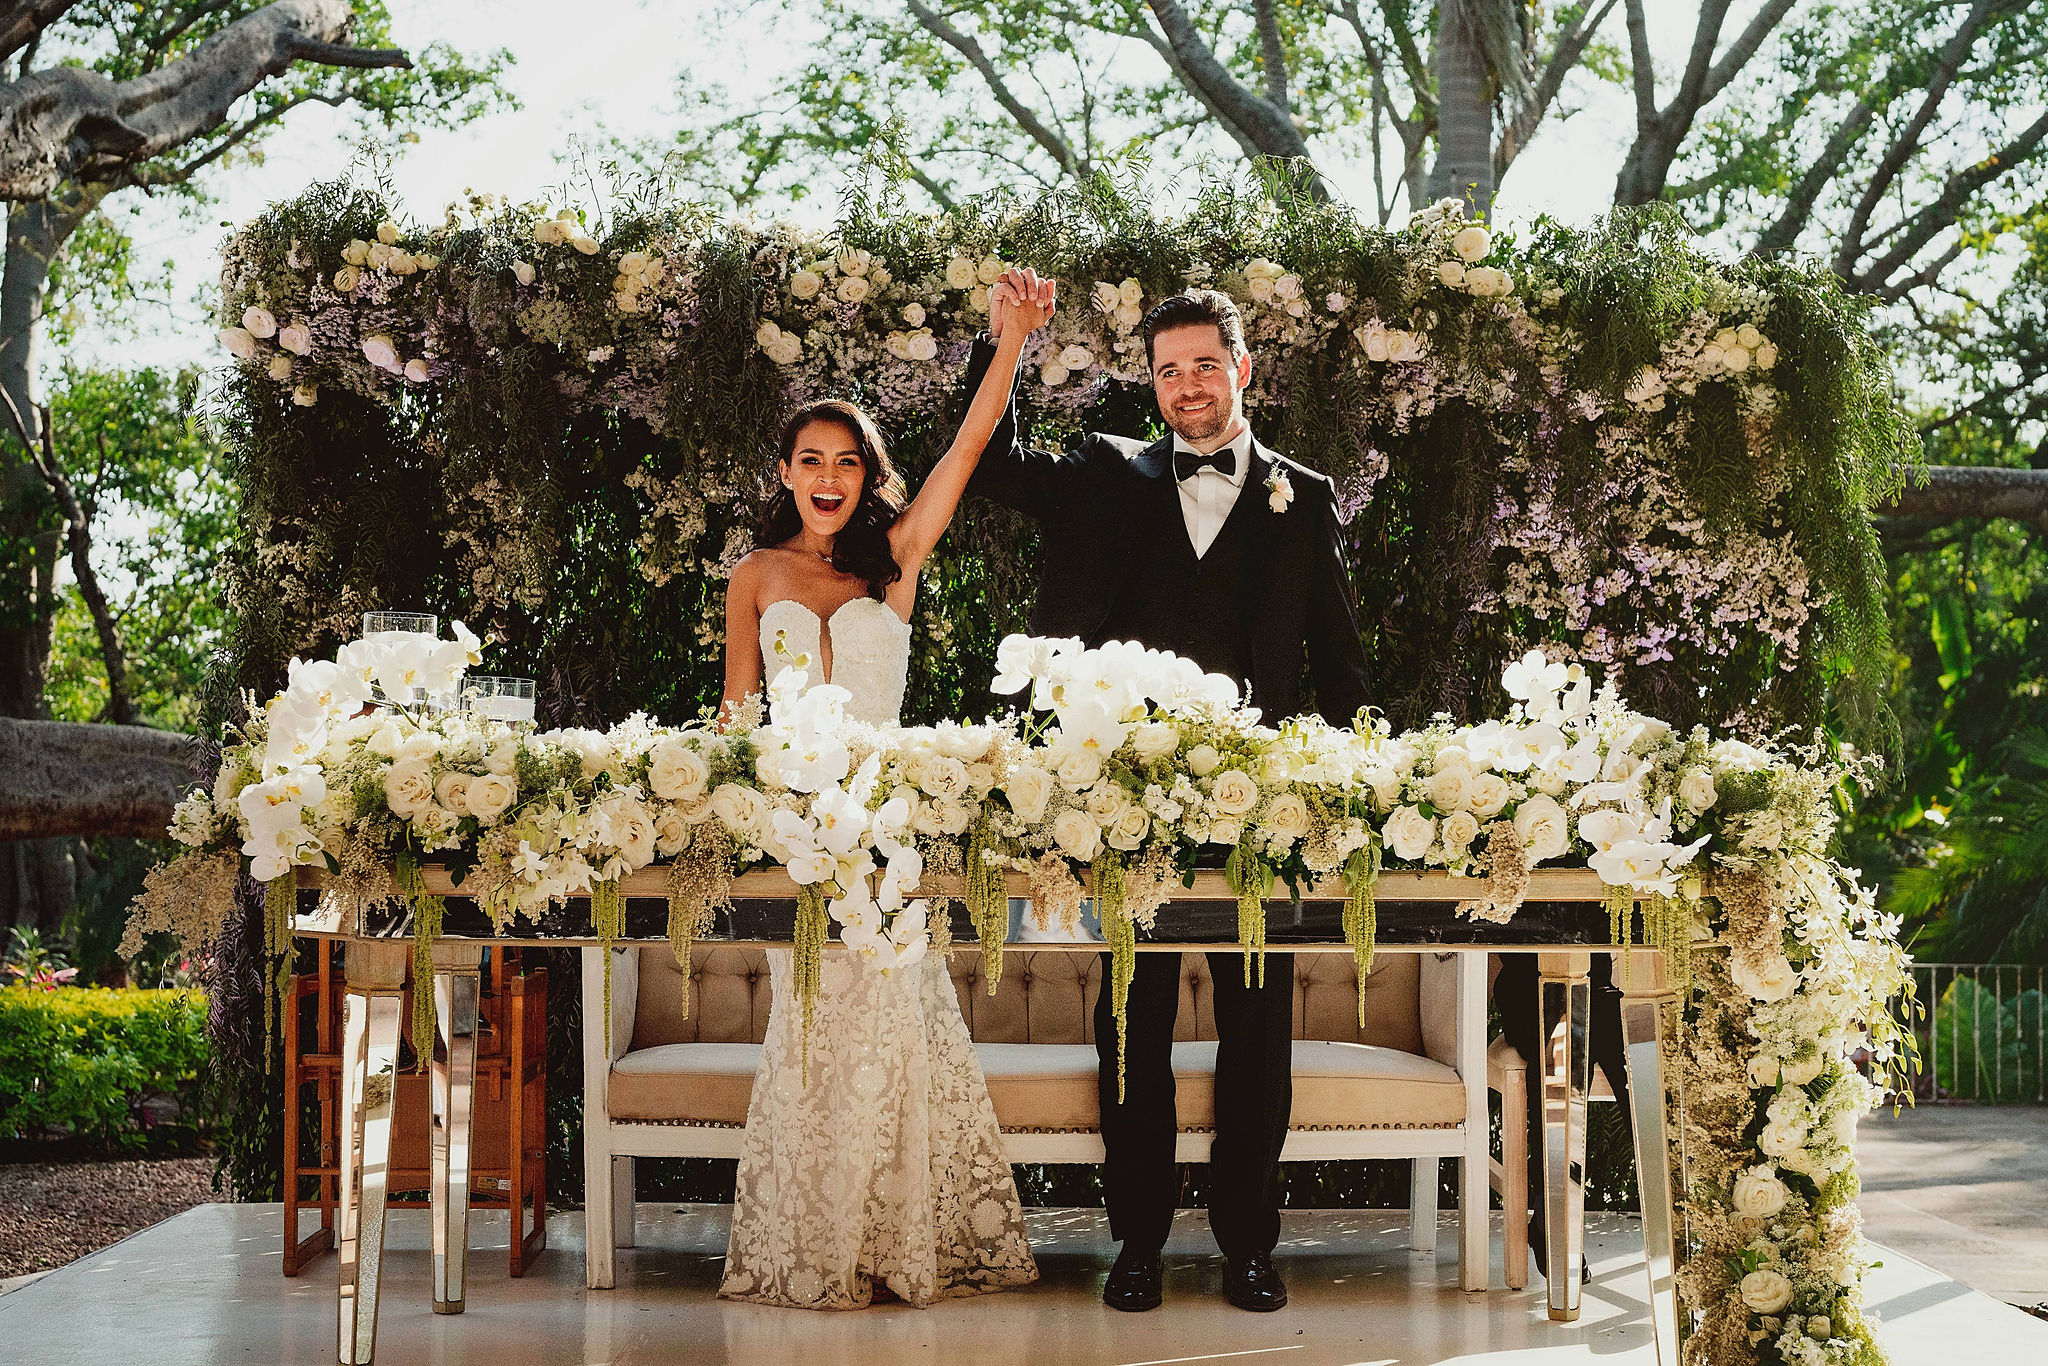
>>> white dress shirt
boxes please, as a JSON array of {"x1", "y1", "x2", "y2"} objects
[{"x1": 1173, "y1": 424, "x2": 1254, "y2": 559}]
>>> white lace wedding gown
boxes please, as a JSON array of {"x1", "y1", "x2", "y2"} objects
[{"x1": 719, "y1": 597, "x2": 1038, "y2": 1309}]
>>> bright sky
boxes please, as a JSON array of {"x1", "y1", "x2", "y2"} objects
[{"x1": 103, "y1": 0, "x2": 1693, "y2": 376}]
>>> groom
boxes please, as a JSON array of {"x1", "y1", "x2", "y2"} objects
[{"x1": 964, "y1": 272, "x2": 1373, "y2": 1312}]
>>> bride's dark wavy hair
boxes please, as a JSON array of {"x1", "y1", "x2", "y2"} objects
[{"x1": 762, "y1": 399, "x2": 908, "y2": 599}]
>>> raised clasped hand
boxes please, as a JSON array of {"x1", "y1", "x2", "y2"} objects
[{"x1": 990, "y1": 266, "x2": 1056, "y2": 339}]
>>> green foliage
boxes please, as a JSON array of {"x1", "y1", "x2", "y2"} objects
[
  {"x1": 0, "y1": 986, "x2": 211, "y2": 1146},
  {"x1": 42, "y1": 366, "x2": 233, "y2": 728}
]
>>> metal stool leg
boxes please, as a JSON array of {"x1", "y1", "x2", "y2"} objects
[
  {"x1": 1537, "y1": 950, "x2": 1591, "y2": 1322},
  {"x1": 431, "y1": 942, "x2": 485, "y2": 1314},
  {"x1": 1619, "y1": 947, "x2": 1684, "y2": 1365},
  {"x1": 338, "y1": 941, "x2": 407, "y2": 1365}
]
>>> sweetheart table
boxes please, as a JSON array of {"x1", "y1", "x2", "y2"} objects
[{"x1": 292, "y1": 865, "x2": 1689, "y2": 1365}]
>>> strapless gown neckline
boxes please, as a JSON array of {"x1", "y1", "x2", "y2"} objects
[{"x1": 757, "y1": 596, "x2": 912, "y2": 727}]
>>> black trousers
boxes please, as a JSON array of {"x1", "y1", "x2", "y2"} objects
[
  {"x1": 1492, "y1": 952, "x2": 1634, "y2": 1265},
  {"x1": 1093, "y1": 950, "x2": 1294, "y2": 1261}
]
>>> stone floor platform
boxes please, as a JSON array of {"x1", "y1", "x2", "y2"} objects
[{"x1": 1, "y1": 1202, "x2": 2042, "y2": 1364}]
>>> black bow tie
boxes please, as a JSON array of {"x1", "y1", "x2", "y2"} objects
[{"x1": 1173, "y1": 447, "x2": 1236, "y2": 482}]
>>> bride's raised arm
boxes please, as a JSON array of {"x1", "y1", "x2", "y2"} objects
[{"x1": 887, "y1": 269, "x2": 1055, "y2": 580}]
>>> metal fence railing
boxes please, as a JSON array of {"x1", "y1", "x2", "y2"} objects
[{"x1": 1902, "y1": 963, "x2": 2047, "y2": 1104}]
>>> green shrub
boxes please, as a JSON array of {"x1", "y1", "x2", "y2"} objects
[{"x1": 0, "y1": 986, "x2": 211, "y2": 1145}]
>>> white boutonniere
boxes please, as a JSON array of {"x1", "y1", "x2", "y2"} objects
[{"x1": 1265, "y1": 468, "x2": 1294, "y2": 513}]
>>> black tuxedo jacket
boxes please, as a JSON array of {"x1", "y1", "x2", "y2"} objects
[{"x1": 961, "y1": 335, "x2": 1373, "y2": 725}]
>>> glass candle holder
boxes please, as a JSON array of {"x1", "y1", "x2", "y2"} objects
[
  {"x1": 461, "y1": 675, "x2": 537, "y2": 723},
  {"x1": 361, "y1": 610, "x2": 438, "y2": 640}
]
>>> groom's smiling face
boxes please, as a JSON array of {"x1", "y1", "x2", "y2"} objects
[{"x1": 1149, "y1": 323, "x2": 1252, "y2": 451}]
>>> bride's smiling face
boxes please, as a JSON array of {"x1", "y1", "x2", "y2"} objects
[{"x1": 781, "y1": 418, "x2": 865, "y2": 537}]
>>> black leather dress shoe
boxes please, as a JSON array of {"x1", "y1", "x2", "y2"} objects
[
  {"x1": 1103, "y1": 1247, "x2": 1163, "y2": 1312},
  {"x1": 1224, "y1": 1251, "x2": 1288, "y2": 1311}
]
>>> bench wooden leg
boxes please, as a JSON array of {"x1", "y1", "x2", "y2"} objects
[
  {"x1": 1497, "y1": 1064, "x2": 1529, "y2": 1290},
  {"x1": 581, "y1": 948, "x2": 616, "y2": 1290},
  {"x1": 1409, "y1": 1158, "x2": 1438, "y2": 1253},
  {"x1": 1537, "y1": 951, "x2": 1592, "y2": 1321},
  {"x1": 611, "y1": 1156, "x2": 636, "y2": 1248}
]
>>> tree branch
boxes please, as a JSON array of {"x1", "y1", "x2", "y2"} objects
[
  {"x1": 0, "y1": 718, "x2": 193, "y2": 840},
  {"x1": 1696, "y1": 0, "x2": 1802, "y2": 106},
  {"x1": 1850, "y1": 105, "x2": 2048, "y2": 294},
  {"x1": 1749, "y1": 91, "x2": 1877, "y2": 255},
  {"x1": 904, "y1": 0, "x2": 1085, "y2": 177},
  {"x1": 1124, "y1": 7, "x2": 1267, "y2": 164},
  {"x1": 1497, "y1": 0, "x2": 1621, "y2": 180},
  {"x1": 1253, "y1": 0, "x2": 1291, "y2": 112},
  {"x1": 1840, "y1": 0, "x2": 2001, "y2": 274},
  {"x1": 1883, "y1": 464, "x2": 2048, "y2": 537},
  {"x1": 0, "y1": 0, "x2": 413, "y2": 200},
  {"x1": 0, "y1": 0, "x2": 73, "y2": 66},
  {"x1": 1146, "y1": 0, "x2": 1324, "y2": 195},
  {"x1": 0, "y1": 389, "x2": 131, "y2": 723}
]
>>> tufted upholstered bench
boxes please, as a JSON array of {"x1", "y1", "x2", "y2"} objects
[{"x1": 582, "y1": 943, "x2": 1489, "y2": 1291}]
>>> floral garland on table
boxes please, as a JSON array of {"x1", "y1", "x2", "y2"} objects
[{"x1": 134, "y1": 630, "x2": 1911, "y2": 1364}]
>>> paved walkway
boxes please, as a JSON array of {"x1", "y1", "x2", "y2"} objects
[{"x1": 1854, "y1": 1104, "x2": 2048, "y2": 1311}]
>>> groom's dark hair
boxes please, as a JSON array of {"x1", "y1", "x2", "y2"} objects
[{"x1": 1142, "y1": 289, "x2": 1247, "y2": 369}]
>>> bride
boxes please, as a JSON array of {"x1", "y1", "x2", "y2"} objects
[{"x1": 715, "y1": 268, "x2": 1056, "y2": 1309}]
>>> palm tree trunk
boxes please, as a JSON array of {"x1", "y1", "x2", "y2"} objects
[{"x1": 1427, "y1": 0, "x2": 1497, "y2": 216}]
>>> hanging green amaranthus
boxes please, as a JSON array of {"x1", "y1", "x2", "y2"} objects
[
  {"x1": 1093, "y1": 849, "x2": 1133, "y2": 1101},
  {"x1": 1225, "y1": 838, "x2": 1272, "y2": 987},
  {"x1": 1342, "y1": 841, "x2": 1381, "y2": 1028},
  {"x1": 966, "y1": 822, "x2": 1009, "y2": 993}
]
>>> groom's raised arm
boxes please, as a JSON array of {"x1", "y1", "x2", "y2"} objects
[
  {"x1": 961, "y1": 332, "x2": 1079, "y2": 523},
  {"x1": 1305, "y1": 482, "x2": 1375, "y2": 726}
]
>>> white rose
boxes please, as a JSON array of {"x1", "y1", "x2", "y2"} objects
[
  {"x1": 1091, "y1": 280, "x2": 1121, "y2": 314},
  {"x1": 387, "y1": 251, "x2": 418, "y2": 276},
  {"x1": 788, "y1": 268, "x2": 822, "y2": 299},
  {"x1": 1056, "y1": 749, "x2": 1102, "y2": 790},
  {"x1": 1364, "y1": 767, "x2": 1404, "y2": 811},
  {"x1": 1807, "y1": 1316, "x2": 1833, "y2": 1341},
  {"x1": 906, "y1": 330, "x2": 939, "y2": 362},
  {"x1": 1208, "y1": 817, "x2": 1242, "y2": 846},
  {"x1": 1678, "y1": 768, "x2": 1718, "y2": 811},
  {"x1": 1425, "y1": 766, "x2": 1470, "y2": 812},
  {"x1": 1757, "y1": 1119, "x2": 1806, "y2": 1158},
  {"x1": 1115, "y1": 302, "x2": 1143, "y2": 330},
  {"x1": 654, "y1": 808, "x2": 691, "y2": 857},
  {"x1": 1262, "y1": 791, "x2": 1311, "y2": 842},
  {"x1": 1466, "y1": 772, "x2": 1512, "y2": 818},
  {"x1": 1106, "y1": 803, "x2": 1151, "y2": 851},
  {"x1": 945, "y1": 256, "x2": 979, "y2": 289},
  {"x1": 1085, "y1": 787, "x2": 1123, "y2": 823},
  {"x1": 219, "y1": 326, "x2": 257, "y2": 359},
  {"x1": 1040, "y1": 362, "x2": 1070, "y2": 387},
  {"x1": 1052, "y1": 808, "x2": 1102, "y2": 861},
  {"x1": 292, "y1": 383, "x2": 318, "y2": 407},
  {"x1": 1383, "y1": 805, "x2": 1437, "y2": 861},
  {"x1": 1739, "y1": 1268, "x2": 1794, "y2": 1315},
  {"x1": 976, "y1": 254, "x2": 1005, "y2": 285},
  {"x1": 921, "y1": 755, "x2": 971, "y2": 801},
  {"x1": 342, "y1": 239, "x2": 371, "y2": 266},
  {"x1": 1731, "y1": 1166, "x2": 1789, "y2": 1219},
  {"x1": 1209, "y1": 769, "x2": 1260, "y2": 817},
  {"x1": 1440, "y1": 809, "x2": 1480, "y2": 850},
  {"x1": 1004, "y1": 765, "x2": 1054, "y2": 824},
  {"x1": 361, "y1": 334, "x2": 400, "y2": 372},
  {"x1": 1513, "y1": 793, "x2": 1571, "y2": 863},
  {"x1": 267, "y1": 353, "x2": 294, "y2": 381},
  {"x1": 384, "y1": 758, "x2": 436, "y2": 819},
  {"x1": 241, "y1": 306, "x2": 277, "y2": 338},
  {"x1": 1186, "y1": 744, "x2": 1221, "y2": 777},
  {"x1": 332, "y1": 264, "x2": 362, "y2": 293},
  {"x1": 1132, "y1": 722, "x2": 1179, "y2": 761},
  {"x1": 709, "y1": 783, "x2": 768, "y2": 840},
  {"x1": 466, "y1": 772, "x2": 516, "y2": 824},
  {"x1": 968, "y1": 284, "x2": 990, "y2": 313},
  {"x1": 835, "y1": 274, "x2": 870, "y2": 304},
  {"x1": 512, "y1": 259, "x2": 536, "y2": 286},
  {"x1": 1755, "y1": 341, "x2": 1778, "y2": 369},
  {"x1": 1437, "y1": 260, "x2": 1466, "y2": 288},
  {"x1": 769, "y1": 335, "x2": 803, "y2": 365},
  {"x1": 570, "y1": 234, "x2": 600, "y2": 256},
  {"x1": 365, "y1": 242, "x2": 396, "y2": 272},
  {"x1": 1058, "y1": 343, "x2": 1095, "y2": 371},
  {"x1": 404, "y1": 358, "x2": 430, "y2": 383},
  {"x1": 1452, "y1": 224, "x2": 1492, "y2": 262},
  {"x1": 647, "y1": 740, "x2": 710, "y2": 802},
  {"x1": 1732, "y1": 954, "x2": 1798, "y2": 1003},
  {"x1": 376, "y1": 220, "x2": 401, "y2": 246},
  {"x1": 1533, "y1": 763, "x2": 1569, "y2": 796},
  {"x1": 1781, "y1": 1052, "x2": 1826, "y2": 1086},
  {"x1": 434, "y1": 771, "x2": 473, "y2": 817},
  {"x1": 276, "y1": 322, "x2": 312, "y2": 356}
]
